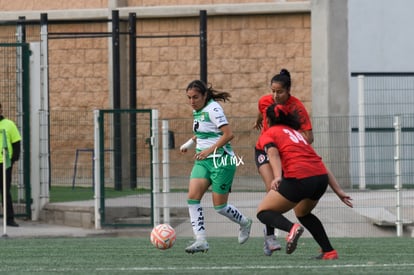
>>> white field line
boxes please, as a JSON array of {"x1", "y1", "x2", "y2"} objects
[{"x1": 96, "y1": 262, "x2": 414, "y2": 271}]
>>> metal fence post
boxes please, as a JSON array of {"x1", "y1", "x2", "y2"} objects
[
  {"x1": 393, "y1": 115, "x2": 402, "y2": 236},
  {"x1": 162, "y1": 120, "x2": 170, "y2": 224},
  {"x1": 357, "y1": 74, "x2": 366, "y2": 190}
]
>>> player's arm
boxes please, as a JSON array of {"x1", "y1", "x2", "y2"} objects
[
  {"x1": 180, "y1": 135, "x2": 196, "y2": 153},
  {"x1": 11, "y1": 140, "x2": 21, "y2": 163},
  {"x1": 295, "y1": 100, "x2": 314, "y2": 144},
  {"x1": 326, "y1": 167, "x2": 353, "y2": 208},
  {"x1": 253, "y1": 112, "x2": 263, "y2": 130},
  {"x1": 300, "y1": 129, "x2": 314, "y2": 144},
  {"x1": 265, "y1": 144, "x2": 282, "y2": 191}
]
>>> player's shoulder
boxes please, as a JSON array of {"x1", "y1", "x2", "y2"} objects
[
  {"x1": 288, "y1": 95, "x2": 304, "y2": 104},
  {"x1": 258, "y1": 94, "x2": 274, "y2": 108},
  {"x1": 287, "y1": 96, "x2": 307, "y2": 110},
  {"x1": 264, "y1": 125, "x2": 283, "y2": 135},
  {"x1": 259, "y1": 94, "x2": 273, "y2": 102},
  {"x1": 205, "y1": 100, "x2": 224, "y2": 112}
]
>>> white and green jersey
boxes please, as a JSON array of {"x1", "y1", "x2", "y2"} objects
[{"x1": 193, "y1": 100, "x2": 234, "y2": 157}]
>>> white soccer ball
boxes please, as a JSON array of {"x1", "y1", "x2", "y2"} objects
[{"x1": 150, "y1": 223, "x2": 176, "y2": 250}]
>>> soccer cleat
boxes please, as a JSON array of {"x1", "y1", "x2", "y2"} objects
[
  {"x1": 314, "y1": 249, "x2": 338, "y2": 260},
  {"x1": 238, "y1": 218, "x2": 252, "y2": 244},
  {"x1": 285, "y1": 223, "x2": 304, "y2": 254},
  {"x1": 263, "y1": 233, "x2": 282, "y2": 256},
  {"x1": 185, "y1": 239, "x2": 209, "y2": 254}
]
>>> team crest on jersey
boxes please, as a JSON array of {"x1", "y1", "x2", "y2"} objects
[{"x1": 257, "y1": 154, "x2": 267, "y2": 164}]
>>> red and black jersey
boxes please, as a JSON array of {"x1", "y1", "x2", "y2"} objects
[
  {"x1": 256, "y1": 94, "x2": 312, "y2": 148},
  {"x1": 257, "y1": 125, "x2": 327, "y2": 179}
]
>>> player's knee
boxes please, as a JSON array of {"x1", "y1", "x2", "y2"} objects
[
  {"x1": 257, "y1": 210, "x2": 275, "y2": 224},
  {"x1": 297, "y1": 213, "x2": 317, "y2": 225}
]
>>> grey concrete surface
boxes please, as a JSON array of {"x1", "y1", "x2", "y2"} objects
[{"x1": 2, "y1": 189, "x2": 413, "y2": 239}]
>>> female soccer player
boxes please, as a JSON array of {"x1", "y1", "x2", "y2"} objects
[
  {"x1": 253, "y1": 69, "x2": 313, "y2": 255},
  {"x1": 180, "y1": 80, "x2": 252, "y2": 254},
  {"x1": 256, "y1": 103, "x2": 353, "y2": 260}
]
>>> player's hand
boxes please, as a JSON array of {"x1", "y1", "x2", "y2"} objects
[
  {"x1": 271, "y1": 177, "x2": 282, "y2": 191},
  {"x1": 340, "y1": 195, "x2": 353, "y2": 208},
  {"x1": 253, "y1": 122, "x2": 262, "y2": 131},
  {"x1": 194, "y1": 149, "x2": 209, "y2": 160},
  {"x1": 180, "y1": 138, "x2": 195, "y2": 153}
]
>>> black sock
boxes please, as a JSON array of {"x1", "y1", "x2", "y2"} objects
[
  {"x1": 257, "y1": 210, "x2": 293, "y2": 232},
  {"x1": 298, "y1": 213, "x2": 334, "y2": 252},
  {"x1": 265, "y1": 225, "x2": 275, "y2": 236}
]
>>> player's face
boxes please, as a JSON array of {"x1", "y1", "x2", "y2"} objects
[
  {"x1": 271, "y1": 82, "x2": 290, "y2": 104},
  {"x1": 186, "y1": 88, "x2": 207, "y2": 111}
]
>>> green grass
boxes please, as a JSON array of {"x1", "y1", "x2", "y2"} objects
[
  {"x1": 47, "y1": 186, "x2": 187, "y2": 203},
  {"x1": 48, "y1": 186, "x2": 147, "y2": 203},
  {"x1": 13, "y1": 185, "x2": 183, "y2": 203},
  {"x1": 0, "y1": 237, "x2": 413, "y2": 274}
]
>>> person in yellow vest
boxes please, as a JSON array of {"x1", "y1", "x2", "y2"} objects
[{"x1": 0, "y1": 103, "x2": 21, "y2": 227}]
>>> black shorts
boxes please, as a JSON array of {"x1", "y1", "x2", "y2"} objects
[
  {"x1": 278, "y1": 174, "x2": 329, "y2": 203},
  {"x1": 254, "y1": 147, "x2": 269, "y2": 168}
]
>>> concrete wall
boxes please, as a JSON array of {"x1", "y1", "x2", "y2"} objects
[
  {"x1": 311, "y1": 0, "x2": 350, "y2": 186},
  {"x1": 1, "y1": 3, "x2": 314, "y2": 182},
  {"x1": 0, "y1": 1, "x2": 312, "y2": 120}
]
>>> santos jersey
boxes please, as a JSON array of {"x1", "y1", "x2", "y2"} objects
[{"x1": 193, "y1": 99, "x2": 234, "y2": 157}]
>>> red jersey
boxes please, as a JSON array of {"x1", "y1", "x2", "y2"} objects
[
  {"x1": 284, "y1": 96, "x2": 312, "y2": 132},
  {"x1": 257, "y1": 94, "x2": 275, "y2": 133},
  {"x1": 257, "y1": 125, "x2": 327, "y2": 179},
  {"x1": 256, "y1": 94, "x2": 312, "y2": 148}
]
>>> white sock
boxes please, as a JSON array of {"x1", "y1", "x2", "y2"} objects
[
  {"x1": 216, "y1": 203, "x2": 248, "y2": 225},
  {"x1": 188, "y1": 203, "x2": 206, "y2": 240}
]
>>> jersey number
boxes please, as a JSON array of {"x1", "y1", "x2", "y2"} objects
[{"x1": 282, "y1": 128, "x2": 308, "y2": 144}]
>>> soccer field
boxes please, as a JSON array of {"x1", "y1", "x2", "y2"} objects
[{"x1": 0, "y1": 236, "x2": 412, "y2": 274}]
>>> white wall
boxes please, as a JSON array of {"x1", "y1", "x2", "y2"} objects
[
  {"x1": 348, "y1": 0, "x2": 414, "y2": 186},
  {"x1": 349, "y1": 0, "x2": 414, "y2": 116},
  {"x1": 349, "y1": 0, "x2": 414, "y2": 72}
]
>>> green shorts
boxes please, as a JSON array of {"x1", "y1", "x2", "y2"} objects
[{"x1": 190, "y1": 156, "x2": 236, "y2": 194}]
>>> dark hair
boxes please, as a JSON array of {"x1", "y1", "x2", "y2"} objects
[
  {"x1": 266, "y1": 103, "x2": 300, "y2": 130},
  {"x1": 270, "y1": 68, "x2": 291, "y2": 90},
  {"x1": 186, "y1": 80, "x2": 231, "y2": 103}
]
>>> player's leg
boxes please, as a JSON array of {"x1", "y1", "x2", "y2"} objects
[
  {"x1": 255, "y1": 148, "x2": 281, "y2": 254},
  {"x1": 294, "y1": 175, "x2": 337, "y2": 259},
  {"x1": 210, "y1": 160, "x2": 252, "y2": 244},
  {"x1": 256, "y1": 179, "x2": 304, "y2": 255},
  {"x1": 256, "y1": 189, "x2": 297, "y2": 231},
  {"x1": 255, "y1": 148, "x2": 273, "y2": 192},
  {"x1": 296, "y1": 199, "x2": 337, "y2": 259},
  {"x1": 185, "y1": 163, "x2": 210, "y2": 253}
]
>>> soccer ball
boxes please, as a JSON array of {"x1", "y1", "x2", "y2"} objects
[{"x1": 150, "y1": 223, "x2": 176, "y2": 250}]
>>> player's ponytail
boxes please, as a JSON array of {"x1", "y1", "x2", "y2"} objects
[
  {"x1": 186, "y1": 80, "x2": 231, "y2": 104},
  {"x1": 270, "y1": 68, "x2": 292, "y2": 91},
  {"x1": 266, "y1": 103, "x2": 300, "y2": 130}
]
